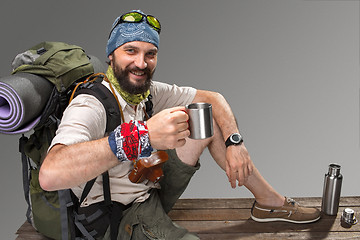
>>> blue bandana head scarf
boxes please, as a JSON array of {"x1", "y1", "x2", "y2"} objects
[{"x1": 106, "y1": 10, "x2": 160, "y2": 56}]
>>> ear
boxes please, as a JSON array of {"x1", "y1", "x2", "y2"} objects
[{"x1": 108, "y1": 54, "x2": 114, "y2": 64}]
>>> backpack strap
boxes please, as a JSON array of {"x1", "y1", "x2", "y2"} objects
[
  {"x1": 19, "y1": 135, "x2": 32, "y2": 224},
  {"x1": 74, "y1": 76, "x2": 122, "y2": 240},
  {"x1": 74, "y1": 75, "x2": 122, "y2": 207},
  {"x1": 145, "y1": 93, "x2": 153, "y2": 118},
  {"x1": 74, "y1": 79, "x2": 121, "y2": 133},
  {"x1": 58, "y1": 189, "x2": 74, "y2": 240}
]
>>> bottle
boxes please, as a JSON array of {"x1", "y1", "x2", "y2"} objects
[{"x1": 321, "y1": 164, "x2": 343, "y2": 215}]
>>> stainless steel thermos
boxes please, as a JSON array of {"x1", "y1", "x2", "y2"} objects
[{"x1": 321, "y1": 164, "x2": 343, "y2": 215}]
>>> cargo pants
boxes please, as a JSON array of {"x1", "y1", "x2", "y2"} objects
[{"x1": 100, "y1": 149, "x2": 200, "y2": 240}]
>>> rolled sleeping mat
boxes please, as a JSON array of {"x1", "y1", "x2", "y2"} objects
[
  {"x1": 0, "y1": 72, "x2": 53, "y2": 134},
  {"x1": 0, "y1": 55, "x2": 105, "y2": 135}
]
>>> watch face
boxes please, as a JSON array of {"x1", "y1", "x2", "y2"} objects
[{"x1": 231, "y1": 133, "x2": 241, "y2": 143}]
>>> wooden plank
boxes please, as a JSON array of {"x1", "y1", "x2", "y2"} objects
[
  {"x1": 16, "y1": 222, "x2": 50, "y2": 240},
  {"x1": 16, "y1": 234, "x2": 50, "y2": 240},
  {"x1": 169, "y1": 207, "x2": 360, "y2": 221},
  {"x1": 172, "y1": 198, "x2": 255, "y2": 209},
  {"x1": 17, "y1": 223, "x2": 360, "y2": 240},
  {"x1": 169, "y1": 208, "x2": 250, "y2": 221},
  {"x1": 172, "y1": 196, "x2": 360, "y2": 210},
  {"x1": 196, "y1": 232, "x2": 360, "y2": 240},
  {"x1": 173, "y1": 217, "x2": 360, "y2": 234},
  {"x1": 16, "y1": 221, "x2": 33, "y2": 233}
]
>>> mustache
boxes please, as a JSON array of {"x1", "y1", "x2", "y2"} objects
[
  {"x1": 127, "y1": 66, "x2": 152, "y2": 77},
  {"x1": 114, "y1": 64, "x2": 154, "y2": 95}
]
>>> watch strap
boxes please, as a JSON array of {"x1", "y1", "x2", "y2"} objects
[{"x1": 225, "y1": 133, "x2": 243, "y2": 147}]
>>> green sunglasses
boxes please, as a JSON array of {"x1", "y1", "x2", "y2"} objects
[{"x1": 109, "y1": 11, "x2": 161, "y2": 38}]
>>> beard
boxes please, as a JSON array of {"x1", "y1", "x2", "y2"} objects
[{"x1": 112, "y1": 61, "x2": 154, "y2": 95}]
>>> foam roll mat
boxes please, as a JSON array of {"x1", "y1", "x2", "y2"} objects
[{"x1": 0, "y1": 72, "x2": 53, "y2": 134}]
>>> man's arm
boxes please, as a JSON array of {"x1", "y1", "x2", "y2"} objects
[
  {"x1": 39, "y1": 106, "x2": 190, "y2": 191},
  {"x1": 192, "y1": 90, "x2": 254, "y2": 188},
  {"x1": 39, "y1": 138, "x2": 119, "y2": 191}
]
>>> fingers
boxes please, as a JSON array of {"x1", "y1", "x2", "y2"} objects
[
  {"x1": 177, "y1": 122, "x2": 189, "y2": 133},
  {"x1": 247, "y1": 160, "x2": 254, "y2": 177},
  {"x1": 230, "y1": 167, "x2": 248, "y2": 188},
  {"x1": 177, "y1": 138, "x2": 187, "y2": 148},
  {"x1": 169, "y1": 105, "x2": 187, "y2": 113},
  {"x1": 171, "y1": 118, "x2": 190, "y2": 148},
  {"x1": 166, "y1": 107, "x2": 190, "y2": 136},
  {"x1": 237, "y1": 163, "x2": 250, "y2": 187},
  {"x1": 169, "y1": 106, "x2": 189, "y2": 123},
  {"x1": 147, "y1": 106, "x2": 190, "y2": 150},
  {"x1": 226, "y1": 145, "x2": 253, "y2": 188},
  {"x1": 226, "y1": 161, "x2": 236, "y2": 189}
]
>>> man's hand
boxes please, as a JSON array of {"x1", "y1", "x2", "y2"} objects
[
  {"x1": 147, "y1": 106, "x2": 190, "y2": 150},
  {"x1": 225, "y1": 144, "x2": 254, "y2": 188}
]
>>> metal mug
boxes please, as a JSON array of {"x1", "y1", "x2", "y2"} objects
[
  {"x1": 185, "y1": 103, "x2": 213, "y2": 139},
  {"x1": 341, "y1": 208, "x2": 358, "y2": 228}
]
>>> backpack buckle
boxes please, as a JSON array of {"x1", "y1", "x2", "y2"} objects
[
  {"x1": 36, "y1": 47, "x2": 47, "y2": 55},
  {"x1": 45, "y1": 115, "x2": 61, "y2": 127}
]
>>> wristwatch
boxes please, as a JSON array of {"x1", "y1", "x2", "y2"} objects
[{"x1": 225, "y1": 133, "x2": 243, "y2": 147}]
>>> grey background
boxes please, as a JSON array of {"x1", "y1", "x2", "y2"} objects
[{"x1": 0, "y1": 0, "x2": 359, "y2": 238}]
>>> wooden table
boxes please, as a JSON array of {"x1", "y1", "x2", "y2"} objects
[{"x1": 16, "y1": 196, "x2": 360, "y2": 239}]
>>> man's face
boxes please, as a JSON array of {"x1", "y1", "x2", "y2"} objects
[{"x1": 109, "y1": 41, "x2": 158, "y2": 94}]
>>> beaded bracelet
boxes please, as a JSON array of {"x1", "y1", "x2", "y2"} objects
[{"x1": 108, "y1": 120, "x2": 153, "y2": 162}]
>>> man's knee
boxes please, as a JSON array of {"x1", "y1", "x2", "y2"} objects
[
  {"x1": 175, "y1": 137, "x2": 211, "y2": 166},
  {"x1": 175, "y1": 119, "x2": 222, "y2": 166}
]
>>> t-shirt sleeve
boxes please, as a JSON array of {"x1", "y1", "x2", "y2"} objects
[
  {"x1": 150, "y1": 81, "x2": 196, "y2": 114},
  {"x1": 49, "y1": 94, "x2": 107, "y2": 150}
]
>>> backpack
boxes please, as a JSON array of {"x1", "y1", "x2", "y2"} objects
[
  {"x1": 12, "y1": 41, "x2": 153, "y2": 239},
  {"x1": 18, "y1": 75, "x2": 121, "y2": 240}
]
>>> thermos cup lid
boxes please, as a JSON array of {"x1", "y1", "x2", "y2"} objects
[{"x1": 341, "y1": 208, "x2": 358, "y2": 225}]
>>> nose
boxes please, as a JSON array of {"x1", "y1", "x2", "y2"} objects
[{"x1": 134, "y1": 54, "x2": 147, "y2": 69}]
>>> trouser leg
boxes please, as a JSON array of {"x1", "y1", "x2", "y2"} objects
[
  {"x1": 102, "y1": 149, "x2": 201, "y2": 240},
  {"x1": 159, "y1": 149, "x2": 200, "y2": 213},
  {"x1": 115, "y1": 190, "x2": 197, "y2": 240},
  {"x1": 100, "y1": 150, "x2": 200, "y2": 240}
]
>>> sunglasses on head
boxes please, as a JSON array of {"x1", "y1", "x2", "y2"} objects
[{"x1": 109, "y1": 11, "x2": 161, "y2": 38}]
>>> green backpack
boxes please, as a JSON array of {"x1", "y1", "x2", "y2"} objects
[
  {"x1": 14, "y1": 41, "x2": 122, "y2": 239},
  {"x1": 12, "y1": 41, "x2": 94, "y2": 92}
]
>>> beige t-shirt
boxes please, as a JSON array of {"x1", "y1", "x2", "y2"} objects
[{"x1": 49, "y1": 80, "x2": 196, "y2": 206}]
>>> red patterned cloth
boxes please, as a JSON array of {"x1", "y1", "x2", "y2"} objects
[{"x1": 108, "y1": 120, "x2": 152, "y2": 162}]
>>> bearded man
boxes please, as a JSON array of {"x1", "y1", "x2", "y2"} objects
[{"x1": 40, "y1": 10, "x2": 320, "y2": 240}]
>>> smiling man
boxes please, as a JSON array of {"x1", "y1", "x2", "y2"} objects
[
  {"x1": 39, "y1": 10, "x2": 320, "y2": 240},
  {"x1": 109, "y1": 41, "x2": 157, "y2": 95}
]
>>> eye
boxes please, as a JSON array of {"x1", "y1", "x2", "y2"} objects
[
  {"x1": 126, "y1": 49, "x2": 136, "y2": 54},
  {"x1": 146, "y1": 51, "x2": 157, "y2": 58}
]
